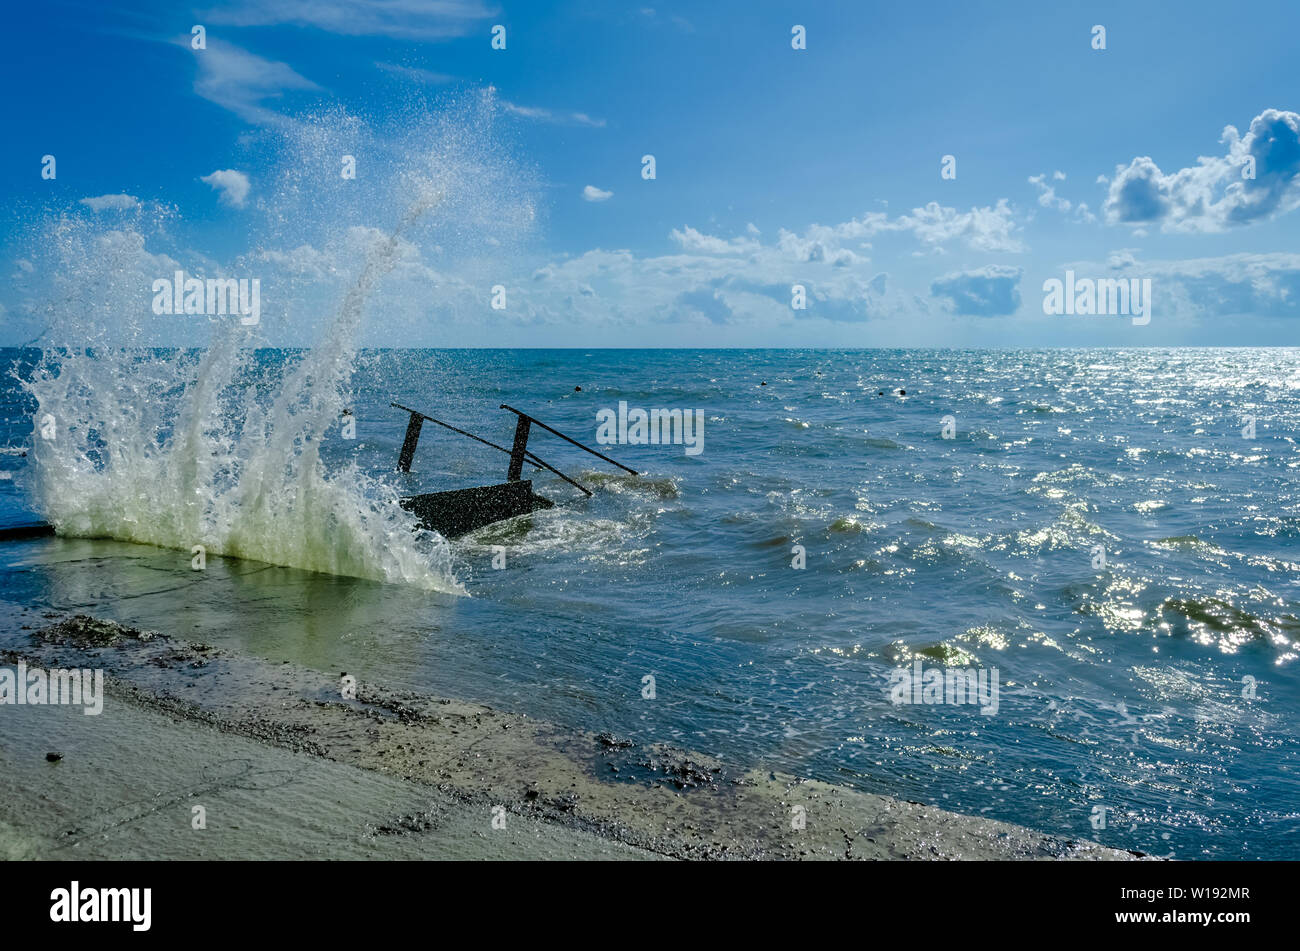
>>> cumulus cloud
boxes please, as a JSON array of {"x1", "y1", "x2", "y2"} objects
[
  {"x1": 522, "y1": 220, "x2": 895, "y2": 326},
  {"x1": 1092, "y1": 252, "x2": 1300, "y2": 319},
  {"x1": 1103, "y1": 109, "x2": 1300, "y2": 232},
  {"x1": 749, "y1": 199, "x2": 1025, "y2": 258},
  {"x1": 201, "y1": 169, "x2": 251, "y2": 208},
  {"x1": 775, "y1": 228, "x2": 863, "y2": 266},
  {"x1": 582, "y1": 185, "x2": 613, "y2": 202},
  {"x1": 509, "y1": 204, "x2": 1023, "y2": 329},
  {"x1": 673, "y1": 286, "x2": 732, "y2": 324},
  {"x1": 670, "y1": 225, "x2": 759, "y2": 255},
  {"x1": 892, "y1": 200, "x2": 1025, "y2": 252},
  {"x1": 1106, "y1": 249, "x2": 1139, "y2": 269},
  {"x1": 215, "y1": 199, "x2": 1025, "y2": 341},
  {"x1": 79, "y1": 194, "x2": 139, "y2": 212},
  {"x1": 930, "y1": 265, "x2": 1023, "y2": 316},
  {"x1": 255, "y1": 243, "x2": 334, "y2": 279}
]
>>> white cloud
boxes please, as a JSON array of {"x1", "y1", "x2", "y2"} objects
[
  {"x1": 1029, "y1": 172, "x2": 1097, "y2": 223},
  {"x1": 1107, "y1": 249, "x2": 1139, "y2": 269},
  {"x1": 506, "y1": 221, "x2": 892, "y2": 327},
  {"x1": 670, "y1": 225, "x2": 759, "y2": 254},
  {"x1": 183, "y1": 200, "x2": 1033, "y2": 343},
  {"x1": 891, "y1": 200, "x2": 1025, "y2": 253},
  {"x1": 201, "y1": 169, "x2": 251, "y2": 208},
  {"x1": 504, "y1": 200, "x2": 1031, "y2": 328},
  {"x1": 187, "y1": 40, "x2": 320, "y2": 126},
  {"x1": 79, "y1": 194, "x2": 139, "y2": 212},
  {"x1": 582, "y1": 185, "x2": 613, "y2": 202},
  {"x1": 256, "y1": 243, "x2": 334, "y2": 278},
  {"x1": 201, "y1": 0, "x2": 496, "y2": 40},
  {"x1": 505, "y1": 211, "x2": 929, "y2": 327},
  {"x1": 500, "y1": 99, "x2": 606, "y2": 127},
  {"x1": 930, "y1": 265, "x2": 1023, "y2": 316},
  {"x1": 375, "y1": 62, "x2": 456, "y2": 84},
  {"x1": 708, "y1": 200, "x2": 1026, "y2": 260},
  {"x1": 1069, "y1": 251, "x2": 1300, "y2": 319},
  {"x1": 1029, "y1": 173, "x2": 1072, "y2": 212},
  {"x1": 1104, "y1": 108, "x2": 1300, "y2": 232}
]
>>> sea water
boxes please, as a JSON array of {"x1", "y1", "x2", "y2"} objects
[{"x1": 2, "y1": 346, "x2": 1298, "y2": 859}]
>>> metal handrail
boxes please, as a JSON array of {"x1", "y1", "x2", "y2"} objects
[
  {"x1": 389, "y1": 402, "x2": 599, "y2": 496},
  {"x1": 499, "y1": 404, "x2": 639, "y2": 475}
]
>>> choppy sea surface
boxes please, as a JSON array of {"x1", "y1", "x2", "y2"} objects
[{"x1": 2, "y1": 347, "x2": 1298, "y2": 859}]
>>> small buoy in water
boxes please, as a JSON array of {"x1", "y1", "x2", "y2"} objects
[
  {"x1": 46, "y1": 752, "x2": 63, "y2": 762},
  {"x1": 877, "y1": 390, "x2": 884, "y2": 396},
  {"x1": 898, "y1": 389, "x2": 906, "y2": 396},
  {"x1": 574, "y1": 386, "x2": 582, "y2": 392},
  {"x1": 760, "y1": 381, "x2": 767, "y2": 386}
]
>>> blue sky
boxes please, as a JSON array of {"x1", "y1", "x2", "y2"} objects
[{"x1": 2, "y1": 0, "x2": 1299, "y2": 347}]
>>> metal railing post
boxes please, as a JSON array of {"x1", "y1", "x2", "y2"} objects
[
  {"x1": 397, "y1": 410, "x2": 424, "y2": 472},
  {"x1": 506, "y1": 415, "x2": 531, "y2": 481}
]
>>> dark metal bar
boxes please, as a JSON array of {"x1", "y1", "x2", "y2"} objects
[
  {"x1": 396, "y1": 411, "x2": 424, "y2": 472},
  {"x1": 498, "y1": 404, "x2": 638, "y2": 474},
  {"x1": 521, "y1": 452, "x2": 592, "y2": 496},
  {"x1": 506, "y1": 415, "x2": 531, "y2": 481},
  {"x1": 0, "y1": 523, "x2": 55, "y2": 542},
  {"x1": 389, "y1": 402, "x2": 592, "y2": 496},
  {"x1": 392, "y1": 402, "x2": 514, "y2": 458}
]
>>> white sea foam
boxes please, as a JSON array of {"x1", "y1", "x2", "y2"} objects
[{"x1": 18, "y1": 100, "x2": 535, "y2": 593}]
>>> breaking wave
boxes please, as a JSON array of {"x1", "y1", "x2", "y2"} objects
[{"x1": 17, "y1": 97, "x2": 537, "y2": 592}]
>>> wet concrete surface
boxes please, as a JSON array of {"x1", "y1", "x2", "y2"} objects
[{"x1": 1, "y1": 605, "x2": 1141, "y2": 860}]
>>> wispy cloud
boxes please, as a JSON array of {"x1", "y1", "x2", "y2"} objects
[
  {"x1": 501, "y1": 100, "x2": 606, "y2": 128},
  {"x1": 200, "y1": 0, "x2": 497, "y2": 40},
  {"x1": 375, "y1": 62, "x2": 456, "y2": 85},
  {"x1": 670, "y1": 225, "x2": 759, "y2": 254},
  {"x1": 637, "y1": 7, "x2": 694, "y2": 31},
  {"x1": 186, "y1": 39, "x2": 320, "y2": 125},
  {"x1": 752, "y1": 200, "x2": 1026, "y2": 258},
  {"x1": 582, "y1": 185, "x2": 613, "y2": 202},
  {"x1": 79, "y1": 194, "x2": 140, "y2": 212},
  {"x1": 1029, "y1": 171, "x2": 1096, "y2": 223}
]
